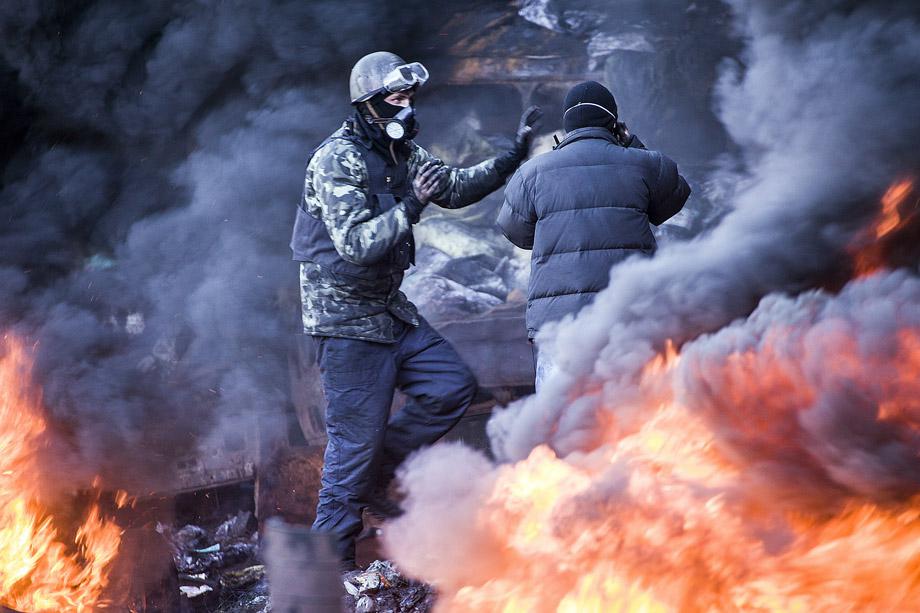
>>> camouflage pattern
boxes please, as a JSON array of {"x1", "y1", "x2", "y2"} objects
[
  {"x1": 300, "y1": 120, "x2": 515, "y2": 342},
  {"x1": 299, "y1": 261, "x2": 417, "y2": 342},
  {"x1": 302, "y1": 128, "x2": 414, "y2": 268}
]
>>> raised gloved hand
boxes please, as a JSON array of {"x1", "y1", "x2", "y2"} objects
[
  {"x1": 613, "y1": 121, "x2": 645, "y2": 149},
  {"x1": 513, "y1": 105, "x2": 543, "y2": 158},
  {"x1": 405, "y1": 160, "x2": 449, "y2": 222}
]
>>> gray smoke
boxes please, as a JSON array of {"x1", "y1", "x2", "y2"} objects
[
  {"x1": 679, "y1": 268, "x2": 920, "y2": 504},
  {"x1": 386, "y1": 0, "x2": 920, "y2": 596},
  {"x1": 385, "y1": 268, "x2": 920, "y2": 601},
  {"x1": 0, "y1": 0, "x2": 517, "y2": 491},
  {"x1": 488, "y1": 0, "x2": 920, "y2": 462}
]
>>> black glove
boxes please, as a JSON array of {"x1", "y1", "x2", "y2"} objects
[
  {"x1": 405, "y1": 161, "x2": 448, "y2": 223},
  {"x1": 613, "y1": 121, "x2": 645, "y2": 149},
  {"x1": 402, "y1": 192, "x2": 427, "y2": 224},
  {"x1": 513, "y1": 105, "x2": 543, "y2": 159}
]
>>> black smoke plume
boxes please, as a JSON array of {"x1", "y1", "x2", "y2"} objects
[{"x1": 0, "y1": 0, "x2": 516, "y2": 491}]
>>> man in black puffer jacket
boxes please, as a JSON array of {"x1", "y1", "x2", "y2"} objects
[{"x1": 497, "y1": 81, "x2": 691, "y2": 389}]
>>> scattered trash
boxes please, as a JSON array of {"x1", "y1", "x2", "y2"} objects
[
  {"x1": 342, "y1": 560, "x2": 435, "y2": 613},
  {"x1": 160, "y1": 508, "x2": 434, "y2": 612},
  {"x1": 166, "y1": 524, "x2": 208, "y2": 550},
  {"x1": 179, "y1": 585, "x2": 213, "y2": 599},
  {"x1": 215, "y1": 510, "x2": 253, "y2": 543},
  {"x1": 161, "y1": 512, "x2": 268, "y2": 613},
  {"x1": 220, "y1": 565, "x2": 265, "y2": 590},
  {"x1": 356, "y1": 594, "x2": 377, "y2": 612}
]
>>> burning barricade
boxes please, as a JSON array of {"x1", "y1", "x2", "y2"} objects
[{"x1": 0, "y1": 337, "x2": 123, "y2": 613}]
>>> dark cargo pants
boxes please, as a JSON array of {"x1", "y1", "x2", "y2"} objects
[{"x1": 311, "y1": 318, "x2": 477, "y2": 568}]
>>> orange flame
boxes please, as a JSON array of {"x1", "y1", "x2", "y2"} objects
[
  {"x1": 875, "y1": 180, "x2": 913, "y2": 239},
  {"x1": 430, "y1": 319, "x2": 920, "y2": 612},
  {"x1": 854, "y1": 179, "x2": 916, "y2": 276},
  {"x1": 114, "y1": 490, "x2": 137, "y2": 510},
  {"x1": 641, "y1": 339, "x2": 679, "y2": 378},
  {"x1": 0, "y1": 335, "x2": 122, "y2": 612}
]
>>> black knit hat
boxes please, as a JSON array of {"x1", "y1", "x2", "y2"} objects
[{"x1": 562, "y1": 80, "x2": 618, "y2": 133}]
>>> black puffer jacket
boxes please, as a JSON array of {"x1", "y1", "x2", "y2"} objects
[{"x1": 497, "y1": 127, "x2": 691, "y2": 338}]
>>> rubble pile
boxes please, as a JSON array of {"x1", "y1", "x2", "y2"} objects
[
  {"x1": 157, "y1": 509, "x2": 435, "y2": 613},
  {"x1": 158, "y1": 510, "x2": 269, "y2": 613},
  {"x1": 404, "y1": 244, "x2": 529, "y2": 322},
  {"x1": 343, "y1": 560, "x2": 435, "y2": 613}
]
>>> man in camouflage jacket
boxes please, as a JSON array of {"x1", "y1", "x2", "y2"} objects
[{"x1": 290, "y1": 51, "x2": 541, "y2": 570}]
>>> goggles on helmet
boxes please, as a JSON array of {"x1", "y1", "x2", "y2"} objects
[{"x1": 382, "y1": 62, "x2": 429, "y2": 94}]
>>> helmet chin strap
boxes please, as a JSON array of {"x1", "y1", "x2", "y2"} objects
[{"x1": 362, "y1": 100, "x2": 383, "y2": 122}]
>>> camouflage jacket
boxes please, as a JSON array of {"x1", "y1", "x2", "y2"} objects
[{"x1": 295, "y1": 119, "x2": 521, "y2": 343}]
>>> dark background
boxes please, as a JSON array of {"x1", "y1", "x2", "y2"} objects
[{"x1": 0, "y1": 0, "x2": 739, "y2": 492}]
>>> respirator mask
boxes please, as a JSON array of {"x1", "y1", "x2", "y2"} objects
[{"x1": 366, "y1": 100, "x2": 418, "y2": 141}]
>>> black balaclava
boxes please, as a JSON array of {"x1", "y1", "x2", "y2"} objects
[
  {"x1": 562, "y1": 80, "x2": 618, "y2": 133},
  {"x1": 357, "y1": 92, "x2": 419, "y2": 145},
  {"x1": 352, "y1": 107, "x2": 389, "y2": 153}
]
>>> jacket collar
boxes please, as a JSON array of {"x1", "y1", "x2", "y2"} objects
[
  {"x1": 346, "y1": 114, "x2": 375, "y2": 150},
  {"x1": 554, "y1": 126, "x2": 619, "y2": 150}
]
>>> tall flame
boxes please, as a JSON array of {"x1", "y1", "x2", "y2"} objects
[
  {"x1": 405, "y1": 273, "x2": 920, "y2": 612},
  {"x1": 0, "y1": 335, "x2": 122, "y2": 612},
  {"x1": 854, "y1": 179, "x2": 916, "y2": 276},
  {"x1": 875, "y1": 180, "x2": 913, "y2": 239}
]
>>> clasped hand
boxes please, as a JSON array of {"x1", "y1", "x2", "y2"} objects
[{"x1": 413, "y1": 161, "x2": 449, "y2": 205}]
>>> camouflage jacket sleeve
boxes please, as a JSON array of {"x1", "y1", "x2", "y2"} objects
[
  {"x1": 306, "y1": 140, "x2": 415, "y2": 266},
  {"x1": 408, "y1": 143, "x2": 522, "y2": 210}
]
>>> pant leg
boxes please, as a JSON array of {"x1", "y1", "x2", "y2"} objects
[
  {"x1": 534, "y1": 340, "x2": 557, "y2": 393},
  {"x1": 311, "y1": 336, "x2": 396, "y2": 568},
  {"x1": 379, "y1": 319, "x2": 477, "y2": 484}
]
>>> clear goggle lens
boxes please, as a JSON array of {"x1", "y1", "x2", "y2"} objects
[{"x1": 382, "y1": 62, "x2": 429, "y2": 93}]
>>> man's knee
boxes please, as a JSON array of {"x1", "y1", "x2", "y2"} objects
[{"x1": 442, "y1": 366, "x2": 477, "y2": 412}]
